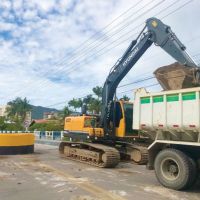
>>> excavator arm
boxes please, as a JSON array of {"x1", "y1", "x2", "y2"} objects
[{"x1": 101, "y1": 17, "x2": 199, "y2": 135}]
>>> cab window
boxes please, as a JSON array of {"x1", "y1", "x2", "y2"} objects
[{"x1": 84, "y1": 118, "x2": 96, "y2": 128}]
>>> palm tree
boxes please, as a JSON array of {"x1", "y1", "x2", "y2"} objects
[
  {"x1": 63, "y1": 106, "x2": 72, "y2": 118},
  {"x1": 6, "y1": 97, "x2": 32, "y2": 123},
  {"x1": 68, "y1": 98, "x2": 82, "y2": 111},
  {"x1": 91, "y1": 86, "x2": 103, "y2": 114},
  {"x1": 92, "y1": 86, "x2": 102, "y2": 100},
  {"x1": 122, "y1": 95, "x2": 130, "y2": 101}
]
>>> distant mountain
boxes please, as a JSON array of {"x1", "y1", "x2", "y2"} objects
[{"x1": 31, "y1": 105, "x2": 59, "y2": 120}]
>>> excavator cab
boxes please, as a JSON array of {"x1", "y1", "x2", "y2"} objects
[{"x1": 109, "y1": 101, "x2": 138, "y2": 138}]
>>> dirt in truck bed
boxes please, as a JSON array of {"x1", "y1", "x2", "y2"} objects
[
  {"x1": 0, "y1": 144, "x2": 199, "y2": 200},
  {"x1": 154, "y1": 62, "x2": 200, "y2": 90}
]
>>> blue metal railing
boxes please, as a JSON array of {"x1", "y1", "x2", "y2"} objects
[
  {"x1": 0, "y1": 131, "x2": 32, "y2": 133},
  {"x1": 34, "y1": 131, "x2": 63, "y2": 141},
  {"x1": 0, "y1": 130, "x2": 63, "y2": 141}
]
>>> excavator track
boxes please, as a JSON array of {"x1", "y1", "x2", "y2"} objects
[
  {"x1": 59, "y1": 141, "x2": 120, "y2": 168},
  {"x1": 118, "y1": 142, "x2": 149, "y2": 165},
  {"x1": 129, "y1": 144, "x2": 148, "y2": 165}
]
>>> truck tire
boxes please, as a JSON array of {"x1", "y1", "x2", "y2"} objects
[
  {"x1": 186, "y1": 157, "x2": 198, "y2": 188},
  {"x1": 154, "y1": 149, "x2": 195, "y2": 190}
]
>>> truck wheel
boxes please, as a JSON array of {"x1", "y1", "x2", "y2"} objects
[
  {"x1": 186, "y1": 157, "x2": 198, "y2": 188},
  {"x1": 154, "y1": 149, "x2": 194, "y2": 190}
]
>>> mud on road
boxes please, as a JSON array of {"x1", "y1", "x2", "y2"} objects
[{"x1": 0, "y1": 144, "x2": 199, "y2": 200}]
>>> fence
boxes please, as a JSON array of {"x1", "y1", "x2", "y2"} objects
[
  {"x1": 34, "y1": 131, "x2": 64, "y2": 141},
  {"x1": 0, "y1": 131, "x2": 32, "y2": 133},
  {"x1": 0, "y1": 130, "x2": 64, "y2": 141}
]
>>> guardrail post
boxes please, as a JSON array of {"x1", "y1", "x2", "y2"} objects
[
  {"x1": 61, "y1": 131, "x2": 63, "y2": 140},
  {"x1": 52, "y1": 131, "x2": 54, "y2": 140}
]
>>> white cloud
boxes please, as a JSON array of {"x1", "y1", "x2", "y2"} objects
[
  {"x1": 12, "y1": 0, "x2": 23, "y2": 10},
  {"x1": 0, "y1": 21, "x2": 16, "y2": 31},
  {"x1": 0, "y1": 0, "x2": 199, "y2": 108},
  {"x1": 0, "y1": 0, "x2": 11, "y2": 10},
  {"x1": 28, "y1": 0, "x2": 56, "y2": 12},
  {"x1": 23, "y1": 9, "x2": 38, "y2": 20}
]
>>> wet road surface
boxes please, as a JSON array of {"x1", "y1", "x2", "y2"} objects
[{"x1": 0, "y1": 144, "x2": 200, "y2": 200}]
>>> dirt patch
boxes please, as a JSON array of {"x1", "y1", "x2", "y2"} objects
[
  {"x1": 70, "y1": 195, "x2": 99, "y2": 200},
  {"x1": 0, "y1": 171, "x2": 13, "y2": 180},
  {"x1": 0, "y1": 156, "x2": 8, "y2": 159},
  {"x1": 117, "y1": 169, "x2": 142, "y2": 174}
]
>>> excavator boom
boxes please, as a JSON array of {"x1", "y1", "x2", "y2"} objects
[
  {"x1": 101, "y1": 17, "x2": 199, "y2": 135},
  {"x1": 60, "y1": 17, "x2": 199, "y2": 168}
]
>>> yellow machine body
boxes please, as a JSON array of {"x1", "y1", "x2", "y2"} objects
[
  {"x1": 114, "y1": 101, "x2": 138, "y2": 138},
  {"x1": 64, "y1": 101, "x2": 138, "y2": 139},
  {"x1": 0, "y1": 133, "x2": 35, "y2": 155},
  {"x1": 64, "y1": 115, "x2": 104, "y2": 137},
  {"x1": 0, "y1": 133, "x2": 35, "y2": 146},
  {"x1": 115, "y1": 101, "x2": 126, "y2": 137}
]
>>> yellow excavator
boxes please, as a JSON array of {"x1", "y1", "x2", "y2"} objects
[
  {"x1": 60, "y1": 101, "x2": 147, "y2": 167},
  {"x1": 59, "y1": 17, "x2": 200, "y2": 167}
]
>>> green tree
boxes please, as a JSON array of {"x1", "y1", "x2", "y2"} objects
[
  {"x1": 0, "y1": 116, "x2": 24, "y2": 131},
  {"x1": 0, "y1": 117, "x2": 6, "y2": 130},
  {"x1": 81, "y1": 86, "x2": 103, "y2": 114},
  {"x1": 68, "y1": 98, "x2": 82, "y2": 111},
  {"x1": 83, "y1": 95, "x2": 93, "y2": 104},
  {"x1": 59, "y1": 106, "x2": 72, "y2": 119},
  {"x1": 29, "y1": 122, "x2": 63, "y2": 131},
  {"x1": 121, "y1": 95, "x2": 130, "y2": 101},
  {"x1": 67, "y1": 86, "x2": 103, "y2": 114},
  {"x1": 63, "y1": 106, "x2": 72, "y2": 116},
  {"x1": 92, "y1": 86, "x2": 102, "y2": 99},
  {"x1": 90, "y1": 86, "x2": 103, "y2": 114},
  {"x1": 83, "y1": 95, "x2": 95, "y2": 113},
  {"x1": 6, "y1": 97, "x2": 32, "y2": 123},
  {"x1": 88, "y1": 98, "x2": 101, "y2": 114},
  {"x1": 5, "y1": 122, "x2": 24, "y2": 131}
]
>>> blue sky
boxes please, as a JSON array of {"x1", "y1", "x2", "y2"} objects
[{"x1": 0, "y1": 0, "x2": 200, "y2": 108}]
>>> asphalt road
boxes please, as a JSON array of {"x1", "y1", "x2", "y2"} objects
[{"x1": 0, "y1": 144, "x2": 200, "y2": 200}]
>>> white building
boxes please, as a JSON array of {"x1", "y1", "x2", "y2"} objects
[{"x1": 0, "y1": 105, "x2": 9, "y2": 117}]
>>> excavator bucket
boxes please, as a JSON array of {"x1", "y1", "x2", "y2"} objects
[{"x1": 154, "y1": 62, "x2": 200, "y2": 90}]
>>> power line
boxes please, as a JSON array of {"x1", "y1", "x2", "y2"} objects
[
  {"x1": 57, "y1": 0, "x2": 191, "y2": 75},
  {"x1": 35, "y1": 0, "x2": 146, "y2": 75},
  {"x1": 53, "y1": 0, "x2": 166, "y2": 74},
  {"x1": 47, "y1": 70, "x2": 199, "y2": 108},
  {"x1": 69, "y1": 0, "x2": 160, "y2": 59},
  {"x1": 3, "y1": 0, "x2": 195, "y2": 103},
  {"x1": 46, "y1": 93, "x2": 93, "y2": 108},
  {"x1": 161, "y1": 0, "x2": 194, "y2": 19},
  {"x1": 3, "y1": 0, "x2": 147, "y2": 98},
  {"x1": 193, "y1": 53, "x2": 200, "y2": 57},
  {"x1": 6, "y1": 0, "x2": 168, "y2": 99},
  {"x1": 118, "y1": 77, "x2": 155, "y2": 88},
  {"x1": 45, "y1": 2, "x2": 196, "y2": 108},
  {"x1": 31, "y1": 0, "x2": 189, "y2": 88},
  {"x1": 117, "y1": 83, "x2": 160, "y2": 94},
  {"x1": 118, "y1": 71, "x2": 200, "y2": 90},
  {"x1": 60, "y1": 0, "x2": 179, "y2": 76}
]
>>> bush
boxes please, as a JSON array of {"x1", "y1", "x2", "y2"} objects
[
  {"x1": 29, "y1": 122, "x2": 63, "y2": 131},
  {"x1": 0, "y1": 116, "x2": 24, "y2": 131},
  {"x1": 5, "y1": 123, "x2": 24, "y2": 131}
]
